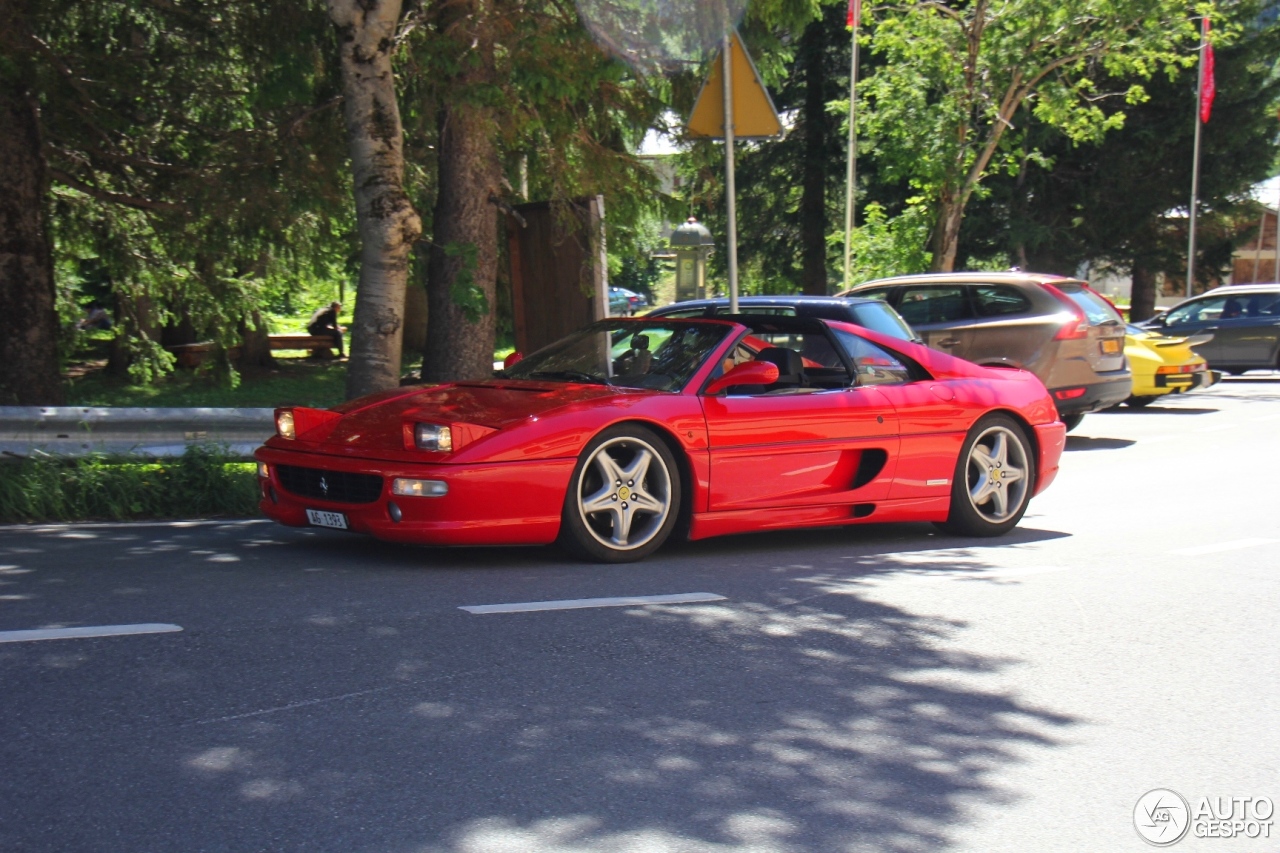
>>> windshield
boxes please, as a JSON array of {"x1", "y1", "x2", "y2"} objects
[
  {"x1": 846, "y1": 301, "x2": 917, "y2": 341},
  {"x1": 502, "y1": 320, "x2": 733, "y2": 391}
]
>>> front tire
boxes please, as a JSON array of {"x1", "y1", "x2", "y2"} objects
[
  {"x1": 559, "y1": 426, "x2": 681, "y2": 563},
  {"x1": 935, "y1": 414, "x2": 1035, "y2": 537}
]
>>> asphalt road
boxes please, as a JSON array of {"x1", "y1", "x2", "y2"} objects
[{"x1": 2, "y1": 377, "x2": 1278, "y2": 853}]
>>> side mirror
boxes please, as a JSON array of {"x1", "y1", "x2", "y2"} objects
[
  {"x1": 704, "y1": 360, "x2": 779, "y2": 395},
  {"x1": 502, "y1": 351, "x2": 524, "y2": 369}
]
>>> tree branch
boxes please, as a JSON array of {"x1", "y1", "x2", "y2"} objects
[{"x1": 49, "y1": 168, "x2": 183, "y2": 213}]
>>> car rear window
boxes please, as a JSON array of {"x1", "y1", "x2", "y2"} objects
[{"x1": 1054, "y1": 282, "x2": 1122, "y2": 324}]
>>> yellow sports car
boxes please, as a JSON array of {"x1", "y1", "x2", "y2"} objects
[{"x1": 1123, "y1": 324, "x2": 1220, "y2": 407}]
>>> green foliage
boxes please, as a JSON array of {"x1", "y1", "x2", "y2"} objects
[
  {"x1": 0, "y1": 447, "x2": 259, "y2": 523},
  {"x1": 22, "y1": 0, "x2": 356, "y2": 384},
  {"x1": 842, "y1": 201, "x2": 934, "y2": 280},
  {"x1": 443, "y1": 241, "x2": 488, "y2": 322},
  {"x1": 962, "y1": 0, "x2": 1280, "y2": 278},
  {"x1": 860, "y1": 0, "x2": 1201, "y2": 267},
  {"x1": 65, "y1": 361, "x2": 348, "y2": 408}
]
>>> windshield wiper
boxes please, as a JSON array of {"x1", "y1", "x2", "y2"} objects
[{"x1": 527, "y1": 370, "x2": 612, "y2": 385}]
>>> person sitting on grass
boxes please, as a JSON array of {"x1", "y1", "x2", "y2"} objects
[{"x1": 307, "y1": 301, "x2": 345, "y2": 358}]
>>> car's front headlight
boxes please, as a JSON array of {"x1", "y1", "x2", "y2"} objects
[
  {"x1": 276, "y1": 410, "x2": 296, "y2": 439},
  {"x1": 413, "y1": 423, "x2": 453, "y2": 452}
]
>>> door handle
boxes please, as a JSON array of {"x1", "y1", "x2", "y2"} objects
[{"x1": 936, "y1": 338, "x2": 961, "y2": 347}]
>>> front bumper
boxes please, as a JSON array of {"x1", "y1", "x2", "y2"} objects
[{"x1": 254, "y1": 446, "x2": 573, "y2": 546}]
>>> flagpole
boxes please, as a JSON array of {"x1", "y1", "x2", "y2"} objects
[
  {"x1": 1186, "y1": 16, "x2": 1208, "y2": 298},
  {"x1": 842, "y1": 2, "x2": 861, "y2": 292}
]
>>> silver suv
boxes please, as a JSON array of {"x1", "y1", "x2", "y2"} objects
[{"x1": 841, "y1": 272, "x2": 1131, "y2": 430}]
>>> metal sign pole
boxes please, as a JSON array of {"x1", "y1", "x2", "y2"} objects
[{"x1": 722, "y1": 31, "x2": 739, "y2": 313}]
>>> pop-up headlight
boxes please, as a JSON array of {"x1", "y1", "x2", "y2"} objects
[
  {"x1": 413, "y1": 423, "x2": 453, "y2": 453},
  {"x1": 275, "y1": 410, "x2": 296, "y2": 439}
]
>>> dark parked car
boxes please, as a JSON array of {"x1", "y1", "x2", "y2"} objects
[
  {"x1": 608, "y1": 286, "x2": 649, "y2": 316},
  {"x1": 841, "y1": 272, "x2": 1131, "y2": 430},
  {"x1": 1139, "y1": 284, "x2": 1280, "y2": 374},
  {"x1": 646, "y1": 295, "x2": 919, "y2": 342}
]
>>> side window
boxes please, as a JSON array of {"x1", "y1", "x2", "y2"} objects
[
  {"x1": 973, "y1": 284, "x2": 1032, "y2": 317},
  {"x1": 832, "y1": 329, "x2": 914, "y2": 386},
  {"x1": 895, "y1": 286, "x2": 973, "y2": 325},
  {"x1": 1165, "y1": 297, "x2": 1225, "y2": 325},
  {"x1": 734, "y1": 329, "x2": 852, "y2": 392},
  {"x1": 657, "y1": 308, "x2": 709, "y2": 319},
  {"x1": 1249, "y1": 292, "x2": 1280, "y2": 316},
  {"x1": 854, "y1": 287, "x2": 894, "y2": 303}
]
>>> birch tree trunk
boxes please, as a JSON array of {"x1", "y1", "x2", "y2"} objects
[
  {"x1": 328, "y1": 0, "x2": 422, "y2": 399},
  {"x1": 422, "y1": 0, "x2": 501, "y2": 382},
  {"x1": 0, "y1": 80, "x2": 64, "y2": 405}
]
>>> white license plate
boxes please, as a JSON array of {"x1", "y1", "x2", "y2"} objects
[{"x1": 306, "y1": 509, "x2": 348, "y2": 530}]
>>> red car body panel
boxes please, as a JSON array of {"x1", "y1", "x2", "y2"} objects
[{"x1": 255, "y1": 318, "x2": 1065, "y2": 549}]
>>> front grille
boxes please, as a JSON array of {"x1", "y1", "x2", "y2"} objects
[{"x1": 276, "y1": 464, "x2": 383, "y2": 504}]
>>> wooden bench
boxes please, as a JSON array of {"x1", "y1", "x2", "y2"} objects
[
  {"x1": 167, "y1": 342, "x2": 242, "y2": 368},
  {"x1": 267, "y1": 335, "x2": 336, "y2": 357}
]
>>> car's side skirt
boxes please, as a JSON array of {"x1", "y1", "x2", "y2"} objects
[{"x1": 687, "y1": 496, "x2": 950, "y2": 542}]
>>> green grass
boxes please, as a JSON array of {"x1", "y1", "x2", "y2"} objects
[
  {"x1": 65, "y1": 360, "x2": 350, "y2": 408},
  {"x1": 0, "y1": 448, "x2": 260, "y2": 523}
]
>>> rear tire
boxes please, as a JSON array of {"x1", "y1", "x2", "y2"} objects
[
  {"x1": 1060, "y1": 413, "x2": 1085, "y2": 432},
  {"x1": 935, "y1": 414, "x2": 1035, "y2": 537},
  {"x1": 558, "y1": 425, "x2": 681, "y2": 563},
  {"x1": 1125, "y1": 396, "x2": 1156, "y2": 408}
]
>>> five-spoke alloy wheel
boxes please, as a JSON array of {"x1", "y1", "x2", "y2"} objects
[
  {"x1": 560, "y1": 426, "x2": 681, "y2": 562},
  {"x1": 937, "y1": 414, "x2": 1035, "y2": 537}
]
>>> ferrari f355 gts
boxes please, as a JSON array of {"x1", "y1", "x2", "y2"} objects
[{"x1": 255, "y1": 316, "x2": 1066, "y2": 562}]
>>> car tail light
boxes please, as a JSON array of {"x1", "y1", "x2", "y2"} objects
[
  {"x1": 1053, "y1": 387, "x2": 1087, "y2": 400},
  {"x1": 1041, "y1": 283, "x2": 1090, "y2": 340},
  {"x1": 1157, "y1": 364, "x2": 1201, "y2": 374}
]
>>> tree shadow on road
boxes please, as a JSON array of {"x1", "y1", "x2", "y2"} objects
[{"x1": 1, "y1": 519, "x2": 1081, "y2": 853}]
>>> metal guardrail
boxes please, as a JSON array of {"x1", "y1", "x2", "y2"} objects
[{"x1": 0, "y1": 407, "x2": 275, "y2": 460}]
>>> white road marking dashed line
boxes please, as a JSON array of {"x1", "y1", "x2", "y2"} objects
[
  {"x1": 0, "y1": 623, "x2": 183, "y2": 644},
  {"x1": 888, "y1": 565, "x2": 1069, "y2": 583},
  {"x1": 460, "y1": 592, "x2": 726, "y2": 614},
  {"x1": 1167, "y1": 538, "x2": 1277, "y2": 556}
]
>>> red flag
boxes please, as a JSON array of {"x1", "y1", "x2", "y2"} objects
[
  {"x1": 846, "y1": 0, "x2": 861, "y2": 30},
  {"x1": 1200, "y1": 18, "x2": 1215, "y2": 123}
]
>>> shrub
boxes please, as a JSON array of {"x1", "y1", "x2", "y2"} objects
[{"x1": 0, "y1": 446, "x2": 259, "y2": 523}]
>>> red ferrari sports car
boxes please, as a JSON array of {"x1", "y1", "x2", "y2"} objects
[{"x1": 254, "y1": 315, "x2": 1065, "y2": 562}]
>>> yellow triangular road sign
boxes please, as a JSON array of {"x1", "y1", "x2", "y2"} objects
[{"x1": 687, "y1": 30, "x2": 784, "y2": 140}]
